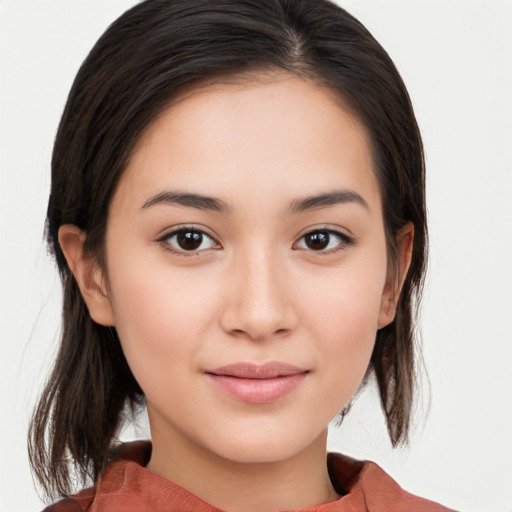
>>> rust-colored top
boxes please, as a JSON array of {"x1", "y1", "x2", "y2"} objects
[{"x1": 44, "y1": 441, "x2": 455, "y2": 512}]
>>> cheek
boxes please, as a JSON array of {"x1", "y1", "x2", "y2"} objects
[
  {"x1": 314, "y1": 294, "x2": 378, "y2": 389},
  {"x1": 106, "y1": 259, "x2": 220, "y2": 385},
  {"x1": 303, "y1": 254, "x2": 387, "y2": 402},
  {"x1": 306, "y1": 251, "x2": 387, "y2": 339}
]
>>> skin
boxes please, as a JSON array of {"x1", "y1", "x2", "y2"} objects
[{"x1": 60, "y1": 74, "x2": 413, "y2": 512}]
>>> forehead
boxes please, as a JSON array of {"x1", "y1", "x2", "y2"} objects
[{"x1": 113, "y1": 74, "x2": 381, "y2": 215}]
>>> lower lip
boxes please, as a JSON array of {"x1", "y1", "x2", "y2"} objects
[{"x1": 206, "y1": 373, "x2": 307, "y2": 404}]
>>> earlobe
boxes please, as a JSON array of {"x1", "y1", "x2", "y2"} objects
[
  {"x1": 58, "y1": 224, "x2": 115, "y2": 326},
  {"x1": 377, "y1": 222, "x2": 414, "y2": 329}
]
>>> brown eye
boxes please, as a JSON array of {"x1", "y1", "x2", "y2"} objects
[
  {"x1": 304, "y1": 231, "x2": 330, "y2": 250},
  {"x1": 176, "y1": 231, "x2": 203, "y2": 250},
  {"x1": 295, "y1": 229, "x2": 355, "y2": 253},
  {"x1": 160, "y1": 228, "x2": 218, "y2": 254}
]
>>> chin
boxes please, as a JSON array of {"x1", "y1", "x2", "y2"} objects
[{"x1": 204, "y1": 424, "x2": 327, "y2": 465}]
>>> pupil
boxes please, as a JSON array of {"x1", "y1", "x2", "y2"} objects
[
  {"x1": 177, "y1": 231, "x2": 202, "y2": 250},
  {"x1": 306, "y1": 232, "x2": 329, "y2": 250}
]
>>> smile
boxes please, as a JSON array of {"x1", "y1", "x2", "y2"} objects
[{"x1": 205, "y1": 362, "x2": 308, "y2": 404}]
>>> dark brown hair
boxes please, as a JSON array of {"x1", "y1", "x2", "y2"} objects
[{"x1": 29, "y1": 0, "x2": 427, "y2": 500}]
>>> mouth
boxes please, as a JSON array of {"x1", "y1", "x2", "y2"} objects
[{"x1": 205, "y1": 362, "x2": 309, "y2": 404}]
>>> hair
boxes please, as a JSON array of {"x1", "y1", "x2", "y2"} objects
[{"x1": 29, "y1": 0, "x2": 427, "y2": 500}]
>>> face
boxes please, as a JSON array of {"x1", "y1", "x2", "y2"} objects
[{"x1": 97, "y1": 75, "x2": 395, "y2": 464}]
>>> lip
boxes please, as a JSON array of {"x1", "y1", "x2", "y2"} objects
[{"x1": 205, "y1": 362, "x2": 308, "y2": 404}]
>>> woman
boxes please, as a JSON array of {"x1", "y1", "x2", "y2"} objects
[{"x1": 29, "y1": 0, "x2": 454, "y2": 510}]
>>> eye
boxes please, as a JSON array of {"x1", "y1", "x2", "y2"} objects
[
  {"x1": 159, "y1": 228, "x2": 220, "y2": 254},
  {"x1": 294, "y1": 229, "x2": 354, "y2": 253}
]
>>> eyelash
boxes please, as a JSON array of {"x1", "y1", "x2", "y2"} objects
[
  {"x1": 157, "y1": 226, "x2": 355, "y2": 257},
  {"x1": 157, "y1": 226, "x2": 220, "y2": 256},
  {"x1": 294, "y1": 228, "x2": 355, "y2": 254}
]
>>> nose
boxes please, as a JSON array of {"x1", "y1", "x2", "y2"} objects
[{"x1": 219, "y1": 247, "x2": 298, "y2": 341}]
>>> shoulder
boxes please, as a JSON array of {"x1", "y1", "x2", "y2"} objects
[
  {"x1": 40, "y1": 487, "x2": 95, "y2": 512},
  {"x1": 328, "y1": 452, "x2": 458, "y2": 512},
  {"x1": 40, "y1": 441, "x2": 152, "y2": 512}
]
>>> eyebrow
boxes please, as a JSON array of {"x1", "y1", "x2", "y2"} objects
[
  {"x1": 141, "y1": 189, "x2": 369, "y2": 214},
  {"x1": 141, "y1": 191, "x2": 231, "y2": 213},
  {"x1": 288, "y1": 190, "x2": 370, "y2": 213}
]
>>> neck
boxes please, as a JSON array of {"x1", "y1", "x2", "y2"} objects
[{"x1": 146, "y1": 427, "x2": 339, "y2": 512}]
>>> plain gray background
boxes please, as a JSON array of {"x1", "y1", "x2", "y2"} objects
[{"x1": 1, "y1": 1, "x2": 511, "y2": 511}]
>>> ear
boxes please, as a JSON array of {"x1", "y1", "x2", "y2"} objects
[
  {"x1": 377, "y1": 222, "x2": 414, "y2": 329},
  {"x1": 58, "y1": 224, "x2": 115, "y2": 326}
]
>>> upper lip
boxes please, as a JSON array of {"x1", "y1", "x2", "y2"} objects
[{"x1": 206, "y1": 362, "x2": 308, "y2": 379}]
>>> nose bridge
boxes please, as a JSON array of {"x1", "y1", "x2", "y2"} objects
[{"x1": 220, "y1": 241, "x2": 297, "y2": 340}]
